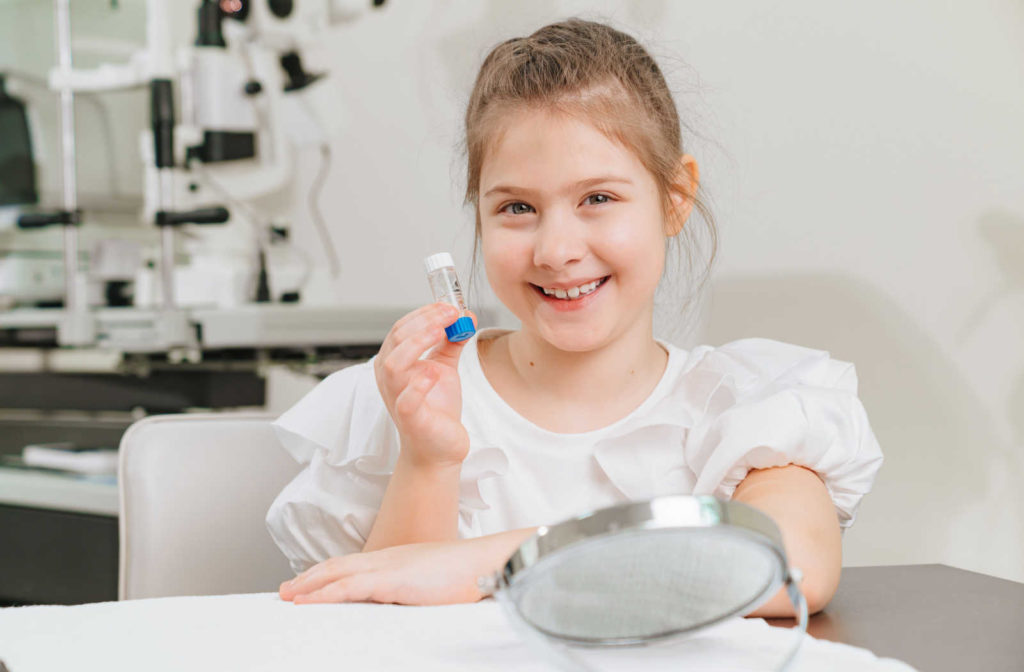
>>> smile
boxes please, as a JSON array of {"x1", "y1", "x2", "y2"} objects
[{"x1": 531, "y1": 276, "x2": 609, "y2": 302}]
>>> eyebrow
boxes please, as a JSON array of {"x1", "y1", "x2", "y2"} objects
[{"x1": 482, "y1": 175, "x2": 633, "y2": 199}]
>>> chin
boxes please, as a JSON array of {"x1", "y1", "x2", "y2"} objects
[{"x1": 535, "y1": 322, "x2": 612, "y2": 353}]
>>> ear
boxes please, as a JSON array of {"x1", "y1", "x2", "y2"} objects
[{"x1": 664, "y1": 154, "x2": 700, "y2": 237}]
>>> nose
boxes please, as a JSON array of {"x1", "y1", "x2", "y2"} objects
[{"x1": 533, "y1": 209, "x2": 587, "y2": 272}]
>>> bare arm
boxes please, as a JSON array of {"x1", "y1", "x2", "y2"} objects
[
  {"x1": 363, "y1": 304, "x2": 476, "y2": 553},
  {"x1": 470, "y1": 468, "x2": 842, "y2": 614},
  {"x1": 362, "y1": 453, "x2": 462, "y2": 552},
  {"x1": 469, "y1": 526, "x2": 540, "y2": 579},
  {"x1": 359, "y1": 462, "x2": 841, "y2": 608},
  {"x1": 282, "y1": 526, "x2": 539, "y2": 604},
  {"x1": 732, "y1": 464, "x2": 842, "y2": 617},
  {"x1": 285, "y1": 465, "x2": 843, "y2": 608}
]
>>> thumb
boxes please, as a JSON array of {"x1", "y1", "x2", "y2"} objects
[{"x1": 429, "y1": 311, "x2": 478, "y2": 369}]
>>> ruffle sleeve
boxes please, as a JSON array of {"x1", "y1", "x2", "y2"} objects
[
  {"x1": 265, "y1": 360, "x2": 400, "y2": 574},
  {"x1": 680, "y1": 338, "x2": 883, "y2": 529},
  {"x1": 265, "y1": 357, "x2": 513, "y2": 574}
]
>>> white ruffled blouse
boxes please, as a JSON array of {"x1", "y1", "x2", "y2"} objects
[{"x1": 266, "y1": 329, "x2": 883, "y2": 574}]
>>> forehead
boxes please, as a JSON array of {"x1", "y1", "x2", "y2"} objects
[{"x1": 479, "y1": 108, "x2": 652, "y2": 195}]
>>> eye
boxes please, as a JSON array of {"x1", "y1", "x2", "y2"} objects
[
  {"x1": 500, "y1": 201, "x2": 535, "y2": 215},
  {"x1": 583, "y1": 193, "x2": 614, "y2": 206}
]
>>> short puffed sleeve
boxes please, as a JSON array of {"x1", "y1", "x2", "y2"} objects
[
  {"x1": 265, "y1": 359, "x2": 399, "y2": 574},
  {"x1": 681, "y1": 338, "x2": 883, "y2": 529}
]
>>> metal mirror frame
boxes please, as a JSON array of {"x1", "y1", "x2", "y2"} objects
[{"x1": 480, "y1": 495, "x2": 809, "y2": 670}]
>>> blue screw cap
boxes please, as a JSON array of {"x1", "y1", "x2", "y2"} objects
[{"x1": 445, "y1": 316, "x2": 476, "y2": 342}]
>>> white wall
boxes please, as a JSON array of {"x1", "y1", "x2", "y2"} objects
[
  {"x1": 3, "y1": 0, "x2": 1022, "y2": 582},
  {"x1": 294, "y1": 0, "x2": 1024, "y2": 582}
]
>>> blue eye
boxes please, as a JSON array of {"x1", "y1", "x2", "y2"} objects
[
  {"x1": 501, "y1": 202, "x2": 535, "y2": 215},
  {"x1": 584, "y1": 193, "x2": 613, "y2": 206}
]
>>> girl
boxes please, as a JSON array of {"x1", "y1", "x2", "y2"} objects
[{"x1": 268, "y1": 19, "x2": 882, "y2": 617}]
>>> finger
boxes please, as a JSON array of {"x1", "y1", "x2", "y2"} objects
[
  {"x1": 427, "y1": 310, "x2": 477, "y2": 368},
  {"x1": 280, "y1": 556, "x2": 364, "y2": 600},
  {"x1": 376, "y1": 304, "x2": 459, "y2": 380},
  {"x1": 377, "y1": 304, "x2": 447, "y2": 361},
  {"x1": 382, "y1": 322, "x2": 450, "y2": 385},
  {"x1": 389, "y1": 303, "x2": 460, "y2": 349},
  {"x1": 428, "y1": 337, "x2": 469, "y2": 368},
  {"x1": 293, "y1": 574, "x2": 378, "y2": 605},
  {"x1": 393, "y1": 366, "x2": 440, "y2": 419}
]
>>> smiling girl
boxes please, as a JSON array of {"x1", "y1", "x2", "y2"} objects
[{"x1": 267, "y1": 19, "x2": 883, "y2": 617}]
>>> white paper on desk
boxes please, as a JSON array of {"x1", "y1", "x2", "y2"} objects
[
  {"x1": 0, "y1": 593, "x2": 917, "y2": 672},
  {"x1": 21, "y1": 446, "x2": 118, "y2": 475}
]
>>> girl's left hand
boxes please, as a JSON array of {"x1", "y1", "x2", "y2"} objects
[{"x1": 279, "y1": 540, "x2": 487, "y2": 606}]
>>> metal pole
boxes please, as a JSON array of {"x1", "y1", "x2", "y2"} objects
[
  {"x1": 158, "y1": 170, "x2": 176, "y2": 309},
  {"x1": 53, "y1": 0, "x2": 80, "y2": 313}
]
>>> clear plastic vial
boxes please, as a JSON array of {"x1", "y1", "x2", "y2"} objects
[{"x1": 424, "y1": 252, "x2": 476, "y2": 342}]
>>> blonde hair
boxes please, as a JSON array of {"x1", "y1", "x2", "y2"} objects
[{"x1": 463, "y1": 18, "x2": 717, "y2": 294}]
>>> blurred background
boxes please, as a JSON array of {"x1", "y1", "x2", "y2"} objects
[{"x1": 0, "y1": 0, "x2": 1021, "y2": 605}]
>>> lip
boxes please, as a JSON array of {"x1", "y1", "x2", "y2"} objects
[
  {"x1": 530, "y1": 276, "x2": 609, "y2": 312},
  {"x1": 531, "y1": 276, "x2": 607, "y2": 292}
]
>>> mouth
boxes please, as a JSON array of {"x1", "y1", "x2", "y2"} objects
[{"x1": 530, "y1": 276, "x2": 610, "y2": 308}]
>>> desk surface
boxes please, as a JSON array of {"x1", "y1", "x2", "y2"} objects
[
  {"x1": 1, "y1": 564, "x2": 1020, "y2": 671},
  {"x1": 767, "y1": 564, "x2": 1024, "y2": 671},
  {"x1": 0, "y1": 466, "x2": 118, "y2": 516},
  {"x1": 0, "y1": 591, "x2": 912, "y2": 672}
]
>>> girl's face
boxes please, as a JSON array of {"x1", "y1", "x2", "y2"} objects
[{"x1": 479, "y1": 108, "x2": 681, "y2": 353}]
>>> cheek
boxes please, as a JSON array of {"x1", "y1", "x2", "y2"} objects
[
  {"x1": 481, "y1": 228, "x2": 527, "y2": 290},
  {"x1": 600, "y1": 216, "x2": 667, "y2": 282}
]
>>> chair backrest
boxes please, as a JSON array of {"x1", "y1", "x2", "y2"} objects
[{"x1": 118, "y1": 413, "x2": 301, "y2": 600}]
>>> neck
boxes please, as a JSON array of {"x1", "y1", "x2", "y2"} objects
[{"x1": 501, "y1": 325, "x2": 668, "y2": 404}]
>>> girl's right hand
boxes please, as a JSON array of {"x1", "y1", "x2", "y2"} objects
[{"x1": 374, "y1": 302, "x2": 476, "y2": 469}]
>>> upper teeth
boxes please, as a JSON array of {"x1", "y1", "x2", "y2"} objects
[{"x1": 542, "y1": 279, "x2": 603, "y2": 299}]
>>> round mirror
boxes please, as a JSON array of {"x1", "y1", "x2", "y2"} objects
[{"x1": 483, "y1": 496, "x2": 807, "y2": 670}]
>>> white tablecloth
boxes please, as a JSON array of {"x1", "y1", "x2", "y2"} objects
[{"x1": 0, "y1": 593, "x2": 916, "y2": 671}]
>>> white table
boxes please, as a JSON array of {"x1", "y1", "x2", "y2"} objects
[{"x1": 0, "y1": 592, "x2": 915, "y2": 671}]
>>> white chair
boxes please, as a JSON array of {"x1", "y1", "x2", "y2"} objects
[{"x1": 118, "y1": 413, "x2": 302, "y2": 600}]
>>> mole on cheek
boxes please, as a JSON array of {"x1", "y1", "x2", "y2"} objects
[{"x1": 530, "y1": 361, "x2": 535, "y2": 367}]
